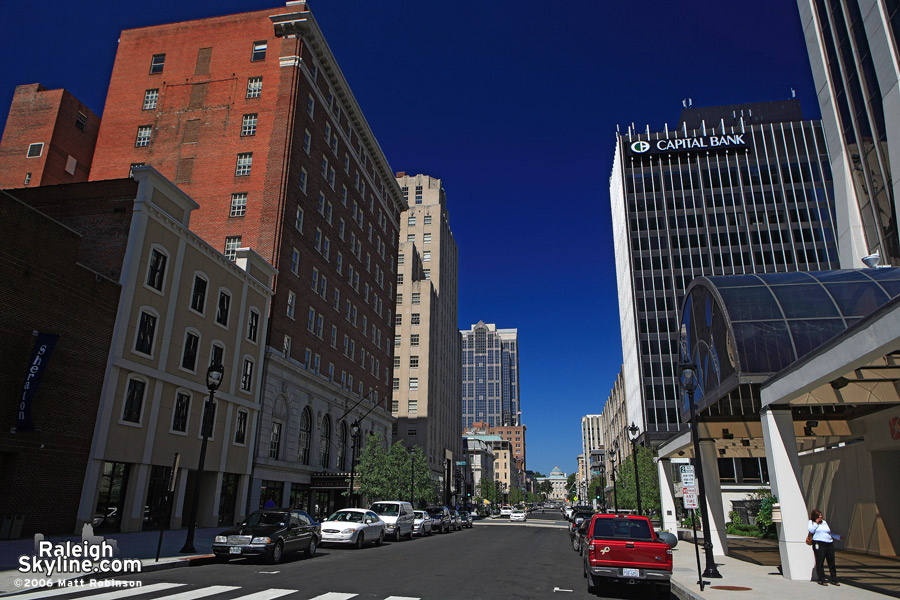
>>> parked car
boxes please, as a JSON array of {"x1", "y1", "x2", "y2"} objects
[
  {"x1": 573, "y1": 518, "x2": 590, "y2": 554},
  {"x1": 510, "y1": 509, "x2": 527, "y2": 522},
  {"x1": 500, "y1": 505, "x2": 514, "y2": 518},
  {"x1": 449, "y1": 509, "x2": 463, "y2": 530},
  {"x1": 569, "y1": 511, "x2": 594, "y2": 539},
  {"x1": 319, "y1": 508, "x2": 385, "y2": 549},
  {"x1": 369, "y1": 501, "x2": 415, "y2": 541},
  {"x1": 425, "y1": 506, "x2": 452, "y2": 533},
  {"x1": 583, "y1": 514, "x2": 673, "y2": 597},
  {"x1": 458, "y1": 511, "x2": 473, "y2": 528},
  {"x1": 413, "y1": 510, "x2": 433, "y2": 536},
  {"x1": 212, "y1": 508, "x2": 320, "y2": 564}
]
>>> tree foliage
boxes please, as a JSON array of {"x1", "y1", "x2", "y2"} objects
[
  {"x1": 612, "y1": 445, "x2": 660, "y2": 515},
  {"x1": 353, "y1": 433, "x2": 436, "y2": 506}
]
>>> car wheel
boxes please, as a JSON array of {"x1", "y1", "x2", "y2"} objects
[
  {"x1": 396, "y1": 528, "x2": 403, "y2": 542},
  {"x1": 376, "y1": 530, "x2": 384, "y2": 546},
  {"x1": 355, "y1": 532, "x2": 365, "y2": 549},
  {"x1": 268, "y1": 541, "x2": 284, "y2": 564},
  {"x1": 306, "y1": 537, "x2": 317, "y2": 558},
  {"x1": 407, "y1": 527, "x2": 414, "y2": 540}
]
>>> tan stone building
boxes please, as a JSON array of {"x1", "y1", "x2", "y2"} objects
[
  {"x1": 392, "y1": 173, "x2": 461, "y2": 492},
  {"x1": 600, "y1": 367, "x2": 630, "y2": 492},
  {"x1": 74, "y1": 167, "x2": 276, "y2": 532}
]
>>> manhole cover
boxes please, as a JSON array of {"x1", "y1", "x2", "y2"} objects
[{"x1": 710, "y1": 586, "x2": 753, "y2": 591}]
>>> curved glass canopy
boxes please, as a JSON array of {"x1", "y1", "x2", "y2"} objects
[{"x1": 679, "y1": 268, "x2": 900, "y2": 415}]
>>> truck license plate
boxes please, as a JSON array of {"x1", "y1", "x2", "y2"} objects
[
  {"x1": 623, "y1": 568, "x2": 640, "y2": 577},
  {"x1": 229, "y1": 547, "x2": 241, "y2": 554}
]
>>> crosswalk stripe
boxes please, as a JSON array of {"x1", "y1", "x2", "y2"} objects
[
  {"x1": 308, "y1": 594, "x2": 357, "y2": 600},
  {"x1": 384, "y1": 596, "x2": 420, "y2": 600},
  {"x1": 135, "y1": 585, "x2": 241, "y2": 600},
  {"x1": 6, "y1": 583, "x2": 184, "y2": 600},
  {"x1": 228, "y1": 590, "x2": 297, "y2": 600}
]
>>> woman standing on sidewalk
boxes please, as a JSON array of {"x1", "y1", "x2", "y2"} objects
[{"x1": 808, "y1": 509, "x2": 840, "y2": 586}]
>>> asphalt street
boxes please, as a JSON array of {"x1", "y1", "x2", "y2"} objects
[{"x1": 3, "y1": 514, "x2": 672, "y2": 600}]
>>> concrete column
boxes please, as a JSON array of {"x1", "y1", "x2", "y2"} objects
[
  {"x1": 657, "y1": 459, "x2": 678, "y2": 533},
  {"x1": 698, "y1": 440, "x2": 728, "y2": 556},
  {"x1": 761, "y1": 407, "x2": 815, "y2": 580}
]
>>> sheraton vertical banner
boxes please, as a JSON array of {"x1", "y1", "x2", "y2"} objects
[{"x1": 17, "y1": 332, "x2": 60, "y2": 431}]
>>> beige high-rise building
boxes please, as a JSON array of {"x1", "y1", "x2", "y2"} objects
[{"x1": 392, "y1": 173, "x2": 461, "y2": 489}]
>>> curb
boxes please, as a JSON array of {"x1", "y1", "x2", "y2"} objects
[
  {"x1": 76, "y1": 554, "x2": 218, "y2": 583},
  {"x1": 671, "y1": 580, "x2": 704, "y2": 600}
]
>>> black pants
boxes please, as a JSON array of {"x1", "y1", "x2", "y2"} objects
[{"x1": 813, "y1": 541, "x2": 837, "y2": 582}]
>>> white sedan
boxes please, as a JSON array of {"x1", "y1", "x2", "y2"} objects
[
  {"x1": 319, "y1": 508, "x2": 385, "y2": 548},
  {"x1": 413, "y1": 510, "x2": 433, "y2": 536},
  {"x1": 510, "y1": 510, "x2": 527, "y2": 522}
]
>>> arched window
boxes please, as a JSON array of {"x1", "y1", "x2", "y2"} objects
[
  {"x1": 337, "y1": 421, "x2": 347, "y2": 471},
  {"x1": 298, "y1": 407, "x2": 311, "y2": 465},
  {"x1": 319, "y1": 415, "x2": 332, "y2": 468}
]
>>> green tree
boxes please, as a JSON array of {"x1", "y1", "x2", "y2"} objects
[
  {"x1": 477, "y1": 478, "x2": 500, "y2": 505},
  {"x1": 509, "y1": 486, "x2": 525, "y2": 505},
  {"x1": 613, "y1": 445, "x2": 660, "y2": 515},
  {"x1": 353, "y1": 434, "x2": 436, "y2": 505},
  {"x1": 538, "y1": 480, "x2": 552, "y2": 500}
]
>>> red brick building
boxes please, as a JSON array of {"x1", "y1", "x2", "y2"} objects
[
  {"x1": 88, "y1": 2, "x2": 404, "y2": 512},
  {"x1": 0, "y1": 184, "x2": 121, "y2": 537},
  {"x1": 0, "y1": 84, "x2": 100, "y2": 189}
]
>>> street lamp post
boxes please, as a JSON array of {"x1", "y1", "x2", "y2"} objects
[
  {"x1": 348, "y1": 421, "x2": 361, "y2": 508},
  {"x1": 610, "y1": 440, "x2": 619, "y2": 513},
  {"x1": 679, "y1": 349, "x2": 722, "y2": 580},
  {"x1": 180, "y1": 362, "x2": 224, "y2": 554},
  {"x1": 598, "y1": 464, "x2": 607, "y2": 512},
  {"x1": 408, "y1": 446, "x2": 415, "y2": 508},
  {"x1": 628, "y1": 422, "x2": 643, "y2": 516}
]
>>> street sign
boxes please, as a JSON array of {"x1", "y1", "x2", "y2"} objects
[
  {"x1": 683, "y1": 490, "x2": 699, "y2": 509},
  {"x1": 455, "y1": 461, "x2": 467, "y2": 466},
  {"x1": 679, "y1": 465, "x2": 695, "y2": 487}
]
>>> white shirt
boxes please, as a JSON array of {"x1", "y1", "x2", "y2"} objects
[{"x1": 808, "y1": 519, "x2": 834, "y2": 543}]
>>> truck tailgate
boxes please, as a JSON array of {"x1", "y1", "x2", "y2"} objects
[{"x1": 589, "y1": 539, "x2": 672, "y2": 571}]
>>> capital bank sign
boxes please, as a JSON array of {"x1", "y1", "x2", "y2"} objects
[{"x1": 628, "y1": 133, "x2": 747, "y2": 156}]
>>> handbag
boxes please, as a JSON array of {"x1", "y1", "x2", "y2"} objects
[{"x1": 806, "y1": 532, "x2": 814, "y2": 546}]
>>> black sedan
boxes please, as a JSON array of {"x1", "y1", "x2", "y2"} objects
[{"x1": 213, "y1": 508, "x2": 320, "y2": 564}]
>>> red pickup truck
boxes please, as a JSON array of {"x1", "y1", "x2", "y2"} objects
[{"x1": 582, "y1": 514, "x2": 673, "y2": 596}]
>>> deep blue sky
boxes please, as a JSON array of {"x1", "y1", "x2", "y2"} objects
[{"x1": 0, "y1": 1, "x2": 820, "y2": 477}]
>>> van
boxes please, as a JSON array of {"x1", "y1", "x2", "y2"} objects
[{"x1": 369, "y1": 501, "x2": 415, "y2": 541}]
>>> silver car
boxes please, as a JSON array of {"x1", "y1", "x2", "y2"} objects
[
  {"x1": 413, "y1": 510, "x2": 433, "y2": 536},
  {"x1": 319, "y1": 509, "x2": 385, "y2": 549}
]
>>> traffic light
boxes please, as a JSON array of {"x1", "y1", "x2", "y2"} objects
[{"x1": 595, "y1": 486, "x2": 602, "y2": 500}]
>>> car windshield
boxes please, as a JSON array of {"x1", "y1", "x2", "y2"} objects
[
  {"x1": 592, "y1": 518, "x2": 653, "y2": 540},
  {"x1": 327, "y1": 511, "x2": 365, "y2": 523},
  {"x1": 370, "y1": 503, "x2": 399, "y2": 516},
  {"x1": 244, "y1": 511, "x2": 288, "y2": 527}
]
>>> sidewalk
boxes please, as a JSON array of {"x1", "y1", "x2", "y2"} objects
[
  {"x1": 670, "y1": 541, "x2": 894, "y2": 600},
  {"x1": 0, "y1": 527, "x2": 219, "y2": 596}
]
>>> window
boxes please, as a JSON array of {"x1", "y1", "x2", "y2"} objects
[
  {"x1": 235, "y1": 153, "x2": 252, "y2": 176},
  {"x1": 307, "y1": 94, "x2": 315, "y2": 118},
  {"x1": 224, "y1": 236, "x2": 242, "y2": 261},
  {"x1": 409, "y1": 378, "x2": 418, "y2": 390},
  {"x1": 393, "y1": 356, "x2": 400, "y2": 368},
  {"x1": 190, "y1": 275, "x2": 207, "y2": 313},
  {"x1": 290, "y1": 248, "x2": 300, "y2": 275},
  {"x1": 424, "y1": 269, "x2": 430, "y2": 280},
  {"x1": 287, "y1": 291, "x2": 296, "y2": 319},
  {"x1": 230, "y1": 193, "x2": 247, "y2": 217},
  {"x1": 251, "y1": 41, "x2": 267, "y2": 61},
  {"x1": 299, "y1": 167, "x2": 308, "y2": 193},
  {"x1": 398, "y1": 254, "x2": 405, "y2": 266},
  {"x1": 411, "y1": 313, "x2": 420, "y2": 325},
  {"x1": 406, "y1": 233, "x2": 415, "y2": 242},
  {"x1": 394, "y1": 335, "x2": 401, "y2": 346},
  {"x1": 150, "y1": 53, "x2": 166, "y2": 74},
  {"x1": 303, "y1": 129, "x2": 311, "y2": 154},
  {"x1": 311, "y1": 268, "x2": 319, "y2": 292},
  {"x1": 247, "y1": 310, "x2": 260, "y2": 342},
  {"x1": 24, "y1": 173, "x2": 31, "y2": 186},
  {"x1": 27, "y1": 143, "x2": 43, "y2": 158},
  {"x1": 298, "y1": 408, "x2": 311, "y2": 464},
  {"x1": 247, "y1": 77, "x2": 262, "y2": 98},
  {"x1": 393, "y1": 378, "x2": 400, "y2": 390},
  {"x1": 75, "y1": 112, "x2": 87, "y2": 131},
  {"x1": 411, "y1": 292, "x2": 421, "y2": 304},
  {"x1": 135, "y1": 311, "x2": 157, "y2": 355},
  {"x1": 408, "y1": 398, "x2": 417, "y2": 413},
  {"x1": 397, "y1": 293, "x2": 403, "y2": 305},
  {"x1": 319, "y1": 416, "x2": 332, "y2": 468},
  {"x1": 395, "y1": 314, "x2": 402, "y2": 326},
  {"x1": 143, "y1": 89, "x2": 158, "y2": 110},
  {"x1": 423, "y1": 233, "x2": 432, "y2": 244},
  {"x1": 122, "y1": 378, "x2": 146, "y2": 423},
  {"x1": 410, "y1": 334, "x2": 420, "y2": 346},
  {"x1": 241, "y1": 358, "x2": 254, "y2": 392},
  {"x1": 241, "y1": 114, "x2": 257, "y2": 136},
  {"x1": 146, "y1": 248, "x2": 167, "y2": 291},
  {"x1": 216, "y1": 290, "x2": 231, "y2": 326},
  {"x1": 423, "y1": 251, "x2": 431, "y2": 262},
  {"x1": 234, "y1": 410, "x2": 248, "y2": 444},
  {"x1": 181, "y1": 331, "x2": 200, "y2": 371},
  {"x1": 316, "y1": 315, "x2": 324, "y2": 338},
  {"x1": 307, "y1": 307, "x2": 316, "y2": 332},
  {"x1": 424, "y1": 215, "x2": 432, "y2": 225},
  {"x1": 295, "y1": 206, "x2": 304, "y2": 232},
  {"x1": 397, "y1": 274, "x2": 404, "y2": 285},
  {"x1": 410, "y1": 356, "x2": 419, "y2": 368},
  {"x1": 135, "y1": 126, "x2": 152, "y2": 147},
  {"x1": 211, "y1": 344, "x2": 224, "y2": 369},
  {"x1": 269, "y1": 422, "x2": 282, "y2": 459},
  {"x1": 172, "y1": 392, "x2": 190, "y2": 433}
]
